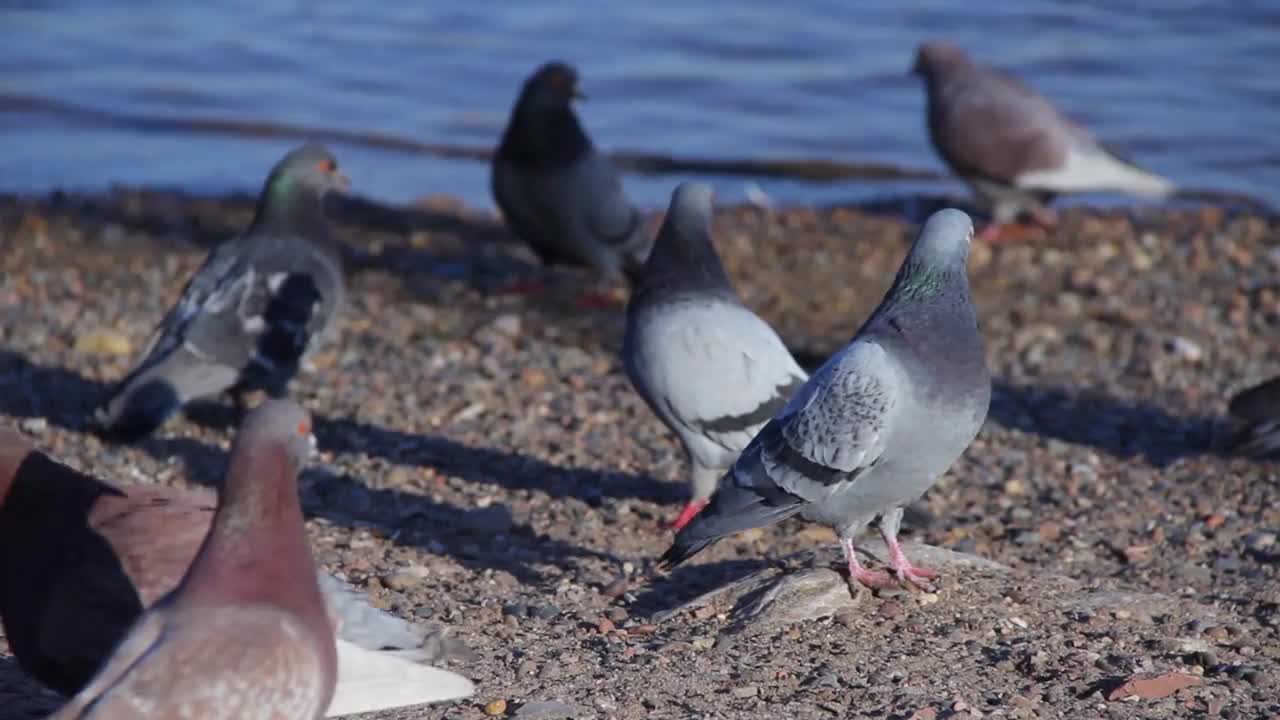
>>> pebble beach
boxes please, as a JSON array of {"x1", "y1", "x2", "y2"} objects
[{"x1": 1, "y1": 189, "x2": 1278, "y2": 719}]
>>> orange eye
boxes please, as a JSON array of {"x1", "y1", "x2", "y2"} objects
[
  {"x1": 297, "y1": 421, "x2": 311, "y2": 436},
  {"x1": 316, "y1": 160, "x2": 336, "y2": 173}
]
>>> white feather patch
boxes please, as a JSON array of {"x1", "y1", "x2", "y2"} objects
[
  {"x1": 1016, "y1": 144, "x2": 1174, "y2": 196},
  {"x1": 325, "y1": 639, "x2": 475, "y2": 718}
]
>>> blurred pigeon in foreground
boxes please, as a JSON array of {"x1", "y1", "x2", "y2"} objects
[
  {"x1": 0, "y1": 424, "x2": 473, "y2": 715},
  {"x1": 492, "y1": 61, "x2": 650, "y2": 304},
  {"x1": 47, "y1": 400, "x2": 336, "y2": 719},
  {"x1": 913, "y1": 41, "x2": 1174, "y2": 240},
  {"x1": 662, "y1": 209, "x2": 990, "y2": 591},
  {"x1": 624, "y1": 183, "x2": 807, "y2": 530},
  {"x1": 94, "y1": 143, "x2": 347, "y2": 442},
  {"x1": 1227, "y1": 376, "x2": 1280, "y2": 457}
]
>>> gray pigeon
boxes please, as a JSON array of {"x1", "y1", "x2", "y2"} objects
[
  {"x1": 913, "y1": 41, "x2": 1174, "y2": 230},
  {"x1": 94, "y1": 144, "x2": 347, "y2": 442},
  {"x1": 623, "y1": 182, "x2": 807, "y2": 530},
  {"x1": 491, "y1": 61, "x2": 650, "y2": 289},
  {"x1": 1227, "y1": 376, "x2": 1280, "y2": 457},
  {"x1": 661, "y1": 209, "x2": 990, "y2": 591},
  {"x1": 49, "y1": 400, "x2": 336, "y2": 720}
]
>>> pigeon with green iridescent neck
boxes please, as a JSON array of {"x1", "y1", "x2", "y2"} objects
[
  {"x1": 662, "y1": 209, "x2": 990, "y2": 592},
  {"x1": 624, "y1": 182, "x2": 807, "y2": 531},
  {"x1": 94, "y1": 144, "x2": 347, "y2": 442}
]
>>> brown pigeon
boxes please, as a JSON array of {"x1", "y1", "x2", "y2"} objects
[
  {"x1": 912, "y1": 41, "x2": 1174, "y2": 241},
  {"x1": 37, "y1": 400, "x2": 337, "y2": 719},
  {"x1": 0, "y1": 430, "x2": 461, "y2": 703}
]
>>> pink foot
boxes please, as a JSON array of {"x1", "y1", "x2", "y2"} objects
[
  {"x1": 886, "y1": 536, "x2": 939, "y2": 591},
  {"x1": 666, "y1": 500, "x2": 709, "y2": 531},
  {"x1": 840, "y1": 538, "x2": 894, "y2": 590}
]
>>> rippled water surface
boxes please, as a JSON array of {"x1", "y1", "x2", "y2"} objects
[{"x1": 3, "y1": 1, "x2": 1278, "y2": 208}]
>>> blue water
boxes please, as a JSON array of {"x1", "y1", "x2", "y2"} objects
[{"x1": 2, "y1": 2, "x2": 1278, "y2": 209}]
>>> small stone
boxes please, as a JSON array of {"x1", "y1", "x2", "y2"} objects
[
  {"x1": 596, "y1": 618, "x2": 616, "y2": 634},
  {"x1": 483, "y1": 699, "x2": 508, "y2": 716},
  {"x1": 731, "y1": 686, "x2": 759, "y2": 699},
  {"x1": 1164, "y1": 336, "x2": 1203, "y2": 362},
  {"x1": 491, "y1": 314, "x2": 522, "y2": 338},
  {"x1": 691, "y1": 637, "x2": 715, "y2": 650},
  {"x1": 503, "y1": 603, "x2": 530, "y2": 619},
  {"x1": 606, "y1": 606, "x2": 629, "y2": 622},
  {"x1": 1106, "y1": 672, "x2": 1202, "y2": 701},
  {"x1": 74, "y1": 328, "x2": 133, "y2": 356},
  {"x1": 917, "y1": 592, "x2": 940, "y2": 606},
  {"x1": 533, "y1": 604, "x2": 561, "y2": 620},
  {"x1": 381, "y1": 572, "x2": 419, "y2": 592},
  {"x1": 18, "y1": 417, "x2": 47, "y2": 435}
]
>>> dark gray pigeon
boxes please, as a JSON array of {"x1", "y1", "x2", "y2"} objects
[
  {"x1": 94, "y1": 144, "x2": 347, "y2": 442},
  {"x1": 913, "y1": 41, "x2": 1174, "y2": 230},
  {"x1": 624, "y1": 182, "x2": 807, "y2": 531},
  {"x1": 1227, "y1": 376, "x2": 1280, "y2": 457},
  {"x1": 661, "y1": 209, "x2": 991, "y2": 591},
  {"x1": 491, "y1": 61, "x2": 650, "y2": 288}
]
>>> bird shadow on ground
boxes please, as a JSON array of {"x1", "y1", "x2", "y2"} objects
[
  {"x1": 627, "y1": 558, "x2": 773, "y2": 619},
  {"x1": 782, "y1": 347, "x2": 1225, "y2": 467},
  {"x1": 988, "y1": 379, "x2": 1223, "y2": 466},
  {"x1": 0, "y1": 351, "x2": 634, "y2": 583},
  {"x1": 0, "y1": 655, "x2": 60, "y2": 719}
]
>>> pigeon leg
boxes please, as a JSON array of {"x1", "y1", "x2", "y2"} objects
[
  {"x1": 840, "y1": 537, "x2": 894, "y2": 589},
  {"x1": 879, "y1": 509, "x2": 938, "y2": 591},
  {"x1": 666, "y1": 499, "x2": 709, "y2": 531}
]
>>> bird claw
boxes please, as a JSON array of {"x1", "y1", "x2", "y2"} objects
[
  {"x1": 895, "y1": 565, "x2": 938, "y2": 592},
  {"x1": 847, "y1": 567, "x2": 896, "y2": 590}
]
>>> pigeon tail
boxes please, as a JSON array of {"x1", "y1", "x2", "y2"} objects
[
  {"x1": 93, "y1": 378, "x2": 183, "y2": 444},
  {"x1": 660, "y1": 479, "x2": 804, "y2": 569}
]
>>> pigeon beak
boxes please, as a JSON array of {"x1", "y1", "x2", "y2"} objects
[{"x1": 331, "y1": 171, "x2": 351, "y2": 192}]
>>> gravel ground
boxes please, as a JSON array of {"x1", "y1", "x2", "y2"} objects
[{"x1": 0, "y1": 189, "x2": 1278, "y2": 720}]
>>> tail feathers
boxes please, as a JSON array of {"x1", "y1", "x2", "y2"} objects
[
  {"x1": 659, "y1": 480, "x2": 804, "y2": 570},
  {"x1": 326, "y1": 639, "x2": 475, "y2": 718},
  {"x1": 320, "y1": 574, "x2": 477, "y2": 663},
  {"x1": 1017, "y1": 142, "x2": 1175, "y2": 197},
  {"x1": 95, "y1": 348, "x2": 238, "y2": 442}
]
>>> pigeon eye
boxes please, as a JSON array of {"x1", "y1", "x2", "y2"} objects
[
  {"x1": 316, "y1": 160, "x2": 336, "y2": 174},
  {"x1": 297, "y1": 421, "x2": 311, "y2": 436}
]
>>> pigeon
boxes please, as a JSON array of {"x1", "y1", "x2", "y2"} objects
[
  {"x1": 0, "y1": 424, "x2": 473, "y2": 715},
  {"x1": 491, "y1": 61, "x2": 650, "y2": 298},
  {"x1": 1226, "y1": 376, "x2": 1280, "y2": 457},
  {"x1": 46, "y1": 399, "x2": 336, "y2": 719},
  {"x1": 912, "y1": 41, "x2": 1174, "y2": 237},
  {"x1": 94, "y1": 143, "x2": 347, "y2": 442},
  {"x1": 624, "y1": 182, "x2": 808, "y2": 530},
  {"x1": 661, "y1": 209, "x2": 991, "y2": 591}
]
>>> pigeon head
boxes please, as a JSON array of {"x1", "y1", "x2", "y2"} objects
[
  {"x1": 266, "y1": 143, "x2": 349, "y2": 198},
  {"x1": 519, "y1": 61, "x2": 584, "y2": 112},
  {"x1": 887, "y1": 208, "x2": 975, "y2": 302},
  {"x1": 629, "y1": 182, "x2": 735, "y2": 303},
  {"x1": 912, "y1": 41, "x2": 972, "y2": 81},
  {"x1": 233, "y1": 399, "x2": 316, "y2": 474},
  {"x1": 497, "y1": 61, "x2": 592, "y2": 170}
]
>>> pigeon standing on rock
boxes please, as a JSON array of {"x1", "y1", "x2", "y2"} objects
[
  {"x1": 48, "y1": 400, "x2": 337, "y2": 719},
  {"x1": 624, "y1": 182, "x2": 807, "y2": 530},
  {"x1": 912, "y1": 41, "x2": 1174, "y2": 240},
  {"x1": 0, "y1": 424, "x2": 474, "y2": 714},
  {"x1": 661, "y1": 209, "x2": 990, "y2": 591},
  {"x1": 94, "y1": 143, "x2": 347, "y2": 442},
  {"x1": 491, "y1": 61, "x2": 650, "y2": 301}
]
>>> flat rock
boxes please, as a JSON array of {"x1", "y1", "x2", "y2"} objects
[{"x1": 513, "y1": 700, "x2": 588, "y2": 719}]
